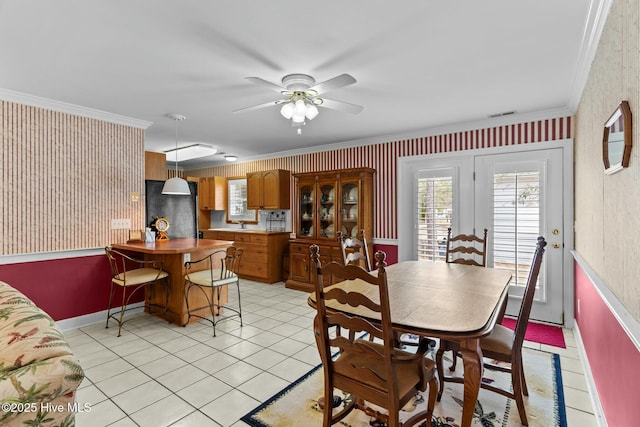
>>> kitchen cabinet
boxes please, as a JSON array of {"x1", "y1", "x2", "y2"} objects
[
  {"x1": 286, "y1": 168, "x2": 375, "y2": 292},
  {"x1": 201, "y1": 230, "x2": 290, "y2": 283},
  {"x1": 198, "y1": 176, "x2": 226, "y2": 230},
  {"x1": 145, "y1": 151, "x2": 167, "y2": 181},
  {"x1": 247, "y1": 169, "x2": 291, "y2": 209},
  {"x1": 198, "y1": 176, "x2": 226, "y2": 211}
]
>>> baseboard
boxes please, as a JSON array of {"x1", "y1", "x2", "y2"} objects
[
  {"x1": 56, "y1": 302, "x2": 144, "y2": 332},
  {"x1": 572, "y1": 321, "x2": 607, "y2": 427}
]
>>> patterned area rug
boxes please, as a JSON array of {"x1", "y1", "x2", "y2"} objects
[{"x1": 242, "y1": 347, "x2": 566, "y2": 427}]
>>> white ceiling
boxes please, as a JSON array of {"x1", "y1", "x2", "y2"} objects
[{"x1": 0, "y1": 0, "x2": 603, "y2": 168}]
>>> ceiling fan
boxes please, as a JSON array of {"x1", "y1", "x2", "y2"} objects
[{"x1": 233, "y1": 73, "x2": 363, "y2": 133}]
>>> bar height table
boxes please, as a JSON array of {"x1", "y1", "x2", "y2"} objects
[{"x1": 111, "y1": 238, "x2": 233, "y2": 326}]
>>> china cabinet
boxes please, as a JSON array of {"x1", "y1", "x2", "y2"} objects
[{"x1": 286, "y1": 168, "x2": 375, "y2": 292}]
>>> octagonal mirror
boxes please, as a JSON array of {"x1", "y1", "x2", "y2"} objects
[{"x1": 603, "y1": 100, "x2": 632, "y2": 175}]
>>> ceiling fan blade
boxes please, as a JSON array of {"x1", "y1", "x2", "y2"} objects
[
  {"x1": 233, "y1": 100, "x2": 284, "y2": 113},
  {"x1": 309, "y1": 73, "x2": 357, "y2": 95},
  {"x1": 318, "y1": 98, "x2": 363, "y2": 114},
  {"x1": 245, "y1": 77, "x2": 287, "y2": 93}
]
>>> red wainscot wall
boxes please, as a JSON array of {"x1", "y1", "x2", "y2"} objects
[
  {"x1": 2, "y1": 246, "x2": 400, "y2": 322},
  {"x1": 0, "y1": 255, "x2": 125, "y2": 321},
  {"x1": 574, "y1": 260, "x2": 640, "y2": 427},
  {"x1": 372, "y1": 243, "x2": 398, "y2": 265}
]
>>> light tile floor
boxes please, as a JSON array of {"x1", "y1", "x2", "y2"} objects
[{"x1": 66, "y1": 280, "x2": 598, "y2": 426}]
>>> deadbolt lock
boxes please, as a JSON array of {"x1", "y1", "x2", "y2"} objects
[{"x1": 552, "y1": 229, "x2": 560, "y2": 235}]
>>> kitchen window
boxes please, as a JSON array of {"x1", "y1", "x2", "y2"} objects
[{"x1": 226, "y1": 178, "x2": 257, "y2": 223}]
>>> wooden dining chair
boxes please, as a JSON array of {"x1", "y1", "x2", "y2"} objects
[
  {"x1": 401, "y1": 227, "x2": 489, "y2": 354},
  {"x1": 441, "y1": 227, "x2": 489, "y2": 370},
  {"x1": 311, "y1": 245, "x2": 438, "y2": 427},
  {"x1": 435, "y1": 236, "x2": 547, "y2": 426},
  {"x1": 183, "y1": 246, "x2": 243, "y2": 336},
  {"x1": 337, "y1": 229, "x2": 372, "y2": 271},
  {"x1": 104, "y1": 247, "x2": 170, "y2": 337},
  {"x1": 445, "y1": 227, "x2": 489, "y2": 267}
]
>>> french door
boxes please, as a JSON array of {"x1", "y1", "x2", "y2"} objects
[
  {"x1": 400, "y1": 143, "x2": 571, "y2": 325},
  {"x1": 474, "y1": 149, "x2": 564, "y2": 323}
]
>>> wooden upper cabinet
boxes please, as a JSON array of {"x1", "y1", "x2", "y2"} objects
[
  {"x1": 247, "y1": 169, "x2": 291, "y2": 209},
  {"x1": 246, "y1": 172, "x2": 263, "y2": 209},
  {"x1": 198, "y1": 176, "x2": 226, "y2": 211},
  {"x1": 145, "y1": 151, "x2": 167, "y2": 181}
]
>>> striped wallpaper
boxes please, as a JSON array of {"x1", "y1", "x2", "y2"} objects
[
  {"x1": 187, "y1": 117, "x2": 572, "y2": 240},
  {"x1": 0, "y1": 100, "x2": 571, "y2": 255},
  {"x1": 1, "y1": 101, "x2": 146, "y2": 255}
]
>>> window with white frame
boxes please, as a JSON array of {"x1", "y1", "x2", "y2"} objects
[{"x1": 226, "y1": 178, "x2": 257, "y2": 223}]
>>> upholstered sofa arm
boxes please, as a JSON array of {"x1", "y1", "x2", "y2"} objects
[{"x1": 0, "y1": 281, "x2": 84, "y2": 426}]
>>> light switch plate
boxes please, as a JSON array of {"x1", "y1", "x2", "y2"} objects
[{"x1": 111, "y1": 218, "x2": 131, "y2": 229}]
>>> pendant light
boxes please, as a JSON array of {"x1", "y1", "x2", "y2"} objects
[{"x1": 162, "y1": 113, "x2": 191, "y2": 195}]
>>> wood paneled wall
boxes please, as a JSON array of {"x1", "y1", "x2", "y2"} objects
[
  {"x1": 1, "y1": 101, "x2": 146, "y2": 255},
  {"x1": 187, "y1": 117, "x2": 572, "y2": 240}
]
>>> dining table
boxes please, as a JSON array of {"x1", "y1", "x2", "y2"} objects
[
  {"x1": 111, "y1": 238, "x2": 233, "y2": 326},
  {"x1": 307, "y1": 260, "x2": 512, "y2": 427}
]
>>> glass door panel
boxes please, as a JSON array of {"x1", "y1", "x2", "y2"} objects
[
  {"x1": 299, "y1": 184, "x2": 314, "y2": 237},
  {"x1": 341, "y1": 181, "x2": 359, "y2": 237},
  {"x1": 318, "y1": 183, "x2": 336, "y2": 238},
  {"x1": 416, "y1": 172, "x2": 453, "y2": 261}
]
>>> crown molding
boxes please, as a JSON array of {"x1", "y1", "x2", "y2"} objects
[
  {"x1": 0, "y1": 88, "x2": 153, "y2": 129},
  {"x1": 567, "y1": 0, "x2": 613, "y2": 113}
]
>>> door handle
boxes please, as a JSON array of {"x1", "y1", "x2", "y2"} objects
[{"x1": 553, "y1": 242, "x2": 561, "y2": 249}]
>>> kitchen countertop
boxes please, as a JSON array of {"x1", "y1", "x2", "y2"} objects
[
  {"x1": 205, "y1": 228, "x2": 291, "y2": 235},
  {"x1": 111, "y1": 238, "x2": 232, "y2": 255}
]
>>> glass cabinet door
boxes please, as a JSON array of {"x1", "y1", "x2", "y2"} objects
[
  {"x1": 318, "y1": 182, "x2": 336, "y2": 239},
  {"x1": 299, "y1": 183, "x2": 314, "y2": 237},
  {"x1": 340, "y1": 181, "x2": 359, "y2": 238}
]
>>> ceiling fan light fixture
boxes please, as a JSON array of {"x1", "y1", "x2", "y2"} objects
[
  {"x1": 238, "y1": 73, "x2": 361, "y2": 134},
  {"x1": 293, "y1": 99, "x2": 306, "y2": 115},
  {"x1": 292, "y1": 99, "x2": 306, "y2": 123},
  {"x1": 305, "y1": 104, "x2": 319, "y2": 120},
  {"x1": 280, "y1": 102, "x2": 294, "y2": 119}
]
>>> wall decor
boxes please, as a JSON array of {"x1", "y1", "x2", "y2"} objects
[{"x1": 603, "y1": 100, "x2": 632, "y2": 174}]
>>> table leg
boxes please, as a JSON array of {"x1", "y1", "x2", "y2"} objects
[{"x1": 459, "y1": 338, "x2": 483, "y2": 427}]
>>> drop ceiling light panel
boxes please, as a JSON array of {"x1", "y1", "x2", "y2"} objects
[{"x1": 165, "y1": 144, "x2": 217, "y2": 162}]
